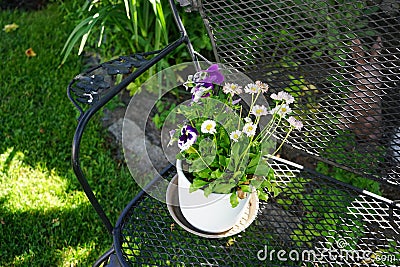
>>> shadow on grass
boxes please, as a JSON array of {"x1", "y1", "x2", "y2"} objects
[
  {"x1": 0, "y1": 140, "x2": 139, "y2": 266},
  {"x1": 0, "y1": 202, "x2": 110, "y2": 266}
]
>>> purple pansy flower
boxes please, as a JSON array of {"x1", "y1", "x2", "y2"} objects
[
  {"x1": 202, "y1": 64, "x2": 224, "y2": 84},
  {"x1": 178, "y1": 125, "x2": 198, "y2": 150},
  {"x1": 184, "y1": 65, "x2": 224, "y2": 103}
]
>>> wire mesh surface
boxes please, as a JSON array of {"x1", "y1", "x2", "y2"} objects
[
  {"x1": 117, "y1": 160, "x2": 400, "y2": 266},
  {"x1": 196, "y1": 0, "x2": 400, "y2": 185}
]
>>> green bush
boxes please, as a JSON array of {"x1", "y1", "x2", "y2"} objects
[{"x1": 61, "y1": 0, "x2": 212, "y2": 65}]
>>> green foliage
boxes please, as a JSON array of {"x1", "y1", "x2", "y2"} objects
[
  {"x1": 60, "y1": 0, "x2": 213, "y2": 95},
  {"x1": 268, "y1": 0, "x2": 378, "y2": 64},
  {"x1": 0, "y1": 0, "x2": 49, "y2": 10},
  {"x1": 152, "y1": 98, "x2": 177, "y2": 129},
  {"x1": 316, "y1": 161, "x2": 381, "y2": 195},
  {"x1": 60, "y1": 0, "x2": 212, "y2": 65},
  {"x1": 60, "y1": 0, "x2": 170, "y2": 63},
  {"x1": 306, "y1": 1, "x2": 375, "y2": 53},
  {"x1": 277, "y1": 177, "x2": 365, "y2": 249},
  {"x1": 320, "y1": 132, "x2": 384, "y2": 193}
]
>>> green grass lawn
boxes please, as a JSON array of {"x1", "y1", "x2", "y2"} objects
[{"x1": 0, "y1": 1, "x2": 138, "y2": 266}]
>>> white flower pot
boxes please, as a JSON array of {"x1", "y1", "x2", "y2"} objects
[{"x1": 176, "y1": 159, "x2": 252, "y2": 233}]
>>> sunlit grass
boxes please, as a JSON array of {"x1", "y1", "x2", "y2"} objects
[
  {"x1": 1, "y1": 148, "x2": 73, "y2": 211},
  {"x1": 60, "y1": 242, "x2": 98, "y2": 266}
]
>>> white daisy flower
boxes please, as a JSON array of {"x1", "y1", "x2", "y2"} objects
[
  {"x1": 244, "y1": 83, "x2": 261, "y2": 94},
  {"x1": 251, "y1": 105, "x2": 268, "y2": 117},
  {"x1": 201, "y1": 120, "x2": 217, "y2": 134},
  {"x1": 287, "y1": 116, "x2": 303, "y2": 130},
  {"x1": 255, "y1": 81, "x2": 269, "y2": 92},
  {"x1": 229, "y1": 130, "x2": 242, "y2": 142},
  {"x1": 271, "y1": 104, "x2": 292, "y2": 117},
  {"x1": 270, "y1": 91, "x2": 295, "y2": 104},
  {"x1": 223, "y1": 83, "x2": 242, "y2": 96},
  {"x1": 242, "y1": 123, "x2": 257, "y2": 137}
]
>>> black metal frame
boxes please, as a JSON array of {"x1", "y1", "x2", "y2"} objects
[
  {"x1": 68, "y1": 0, "x2": 400, "y2": 266},
  {"x1": 67, "y1": 2, "x2": 196, "y2": 265},
  {"x1": 69, "y1": 0, "x2": 193, "y2": 235}
]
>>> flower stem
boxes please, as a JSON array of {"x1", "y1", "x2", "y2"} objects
[
  {"x1": 267, "y1": 128, "x2": 293, "y2": 157},
  {"x1": 192, "y1": 147, "x2": 213, "y2": 171}
]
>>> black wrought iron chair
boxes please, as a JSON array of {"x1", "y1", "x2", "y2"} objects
[{"x1": 68, "y1": 0, "x2": 400, "y2": 266}]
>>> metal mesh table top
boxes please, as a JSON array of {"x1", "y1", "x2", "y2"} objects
[
  {"x1": 116, "y1": 159, "x2": 400, "y2": 266},
  {"x1": 196, "y1": 0, "x2": 400, "y2": 186}
]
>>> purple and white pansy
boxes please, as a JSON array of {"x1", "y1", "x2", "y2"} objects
[
  {"x1": 178, "y1": 125, "x2": 198, "y2": 151},
  {"x1": 183, "y1": 64, "x2": 225, "y2": 102}
]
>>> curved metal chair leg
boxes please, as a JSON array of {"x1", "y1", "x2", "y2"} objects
[{"x1": 93, "y1": 247, "x2": 121, "y2": 267}]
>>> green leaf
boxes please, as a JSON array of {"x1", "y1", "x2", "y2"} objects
[
  {"x1": 185, "y1": 146, "x2": 197, "y2": 154},
  {"x1": 240, "y1": 185, "x2": 251, "y2": 193},
  {"x1": 313, "y1": 51, "x2": 323, "y2": 57},
  {"x1": 272, "y1": 186, "x2": 281, "y2": 197},
  {"x1": 210, "y1": 169, "x2": 223, "y2": 179},
  {"x1": 219, "y1": 155, "x2": 228, "y2": 167},
  {"x1": 309, "y1": 38, "x2": 319, "y2": 45},
  {"x1": 188, "y1": 159, "x2": 208, "y2": 173},
  {"x1": 61, "y1": 15, "x2": 98, "y2": 64},
  {"x1": 204, "y1": 184, "x2": 213, "y2": 197},
  {"x1": 230, "y1": 192, "x2": 239, "y2": 208},
  {"x1": 250, "y1": 178, "x2": 263, "y2": 189},
  {"x1": 196, "y1": 169, "x2": 212, "y2": 179},
  {"x1": 253, "y1": 160, "x2": 271, "y2": 176},
  {"x1": 212, "y1": 182, "x2": 236, "y2": 194},
  {"x1": 189, "y1": 178, "x2": 209, "y2": 193},
  {"x1": 247, "y1": 154, "x2": 260, "y2": 169},
  {"x1": 258, "y1": 190, "x2": 269, "y2": 202}
]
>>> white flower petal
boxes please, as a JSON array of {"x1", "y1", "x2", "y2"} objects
[
  {"x1": 251, "y1": 105, "x2": 268, "y2": 117},
  {"x1": 229, "y1": 130, "x2": 242, "y2": 142},
  {"x1": 223, "y1": 83, "x2": 242, "y2": 96},
  {"x1": 242, "y1": 123, "x2": 257, "y2": 137},
  {"x1": 244, "y1": 83, "x2": 260, "y2": 94},
  {"x1": 287, "y1": 116, "x2": 303, "y2": 130},
  {"x1": 201, "y1": 120, "x2": 217, "y2": 134}
]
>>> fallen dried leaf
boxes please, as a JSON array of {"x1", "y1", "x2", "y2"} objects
[
  {"x1": 25, "y1": 48, "x2": 37, "y2": 57},
  {"x1": 3, "y1": 23, "x2": 19, "y2": 32}
]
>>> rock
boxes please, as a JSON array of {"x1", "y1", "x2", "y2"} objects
[
  {"x1": 107, "y1": 115, "x2": 169, "y2": 174},
  {"x1": 108, "y1": 118, "x2": 124, "y2": 143}
]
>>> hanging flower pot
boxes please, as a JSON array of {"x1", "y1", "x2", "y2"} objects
[
  {"x1": 176, "y1": 159, "x2": 254, "y2": 233},
  {"x1": 166, "y1": 64, "x2": 303, "y2": 236}
]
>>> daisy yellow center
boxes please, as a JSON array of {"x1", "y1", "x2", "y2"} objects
[
  {"x1": 206, "y1": 124, "x2": 213, "y2": 130},
  {"x1": 281, "y1": 107, "x2": 287, "y2": 112}
]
